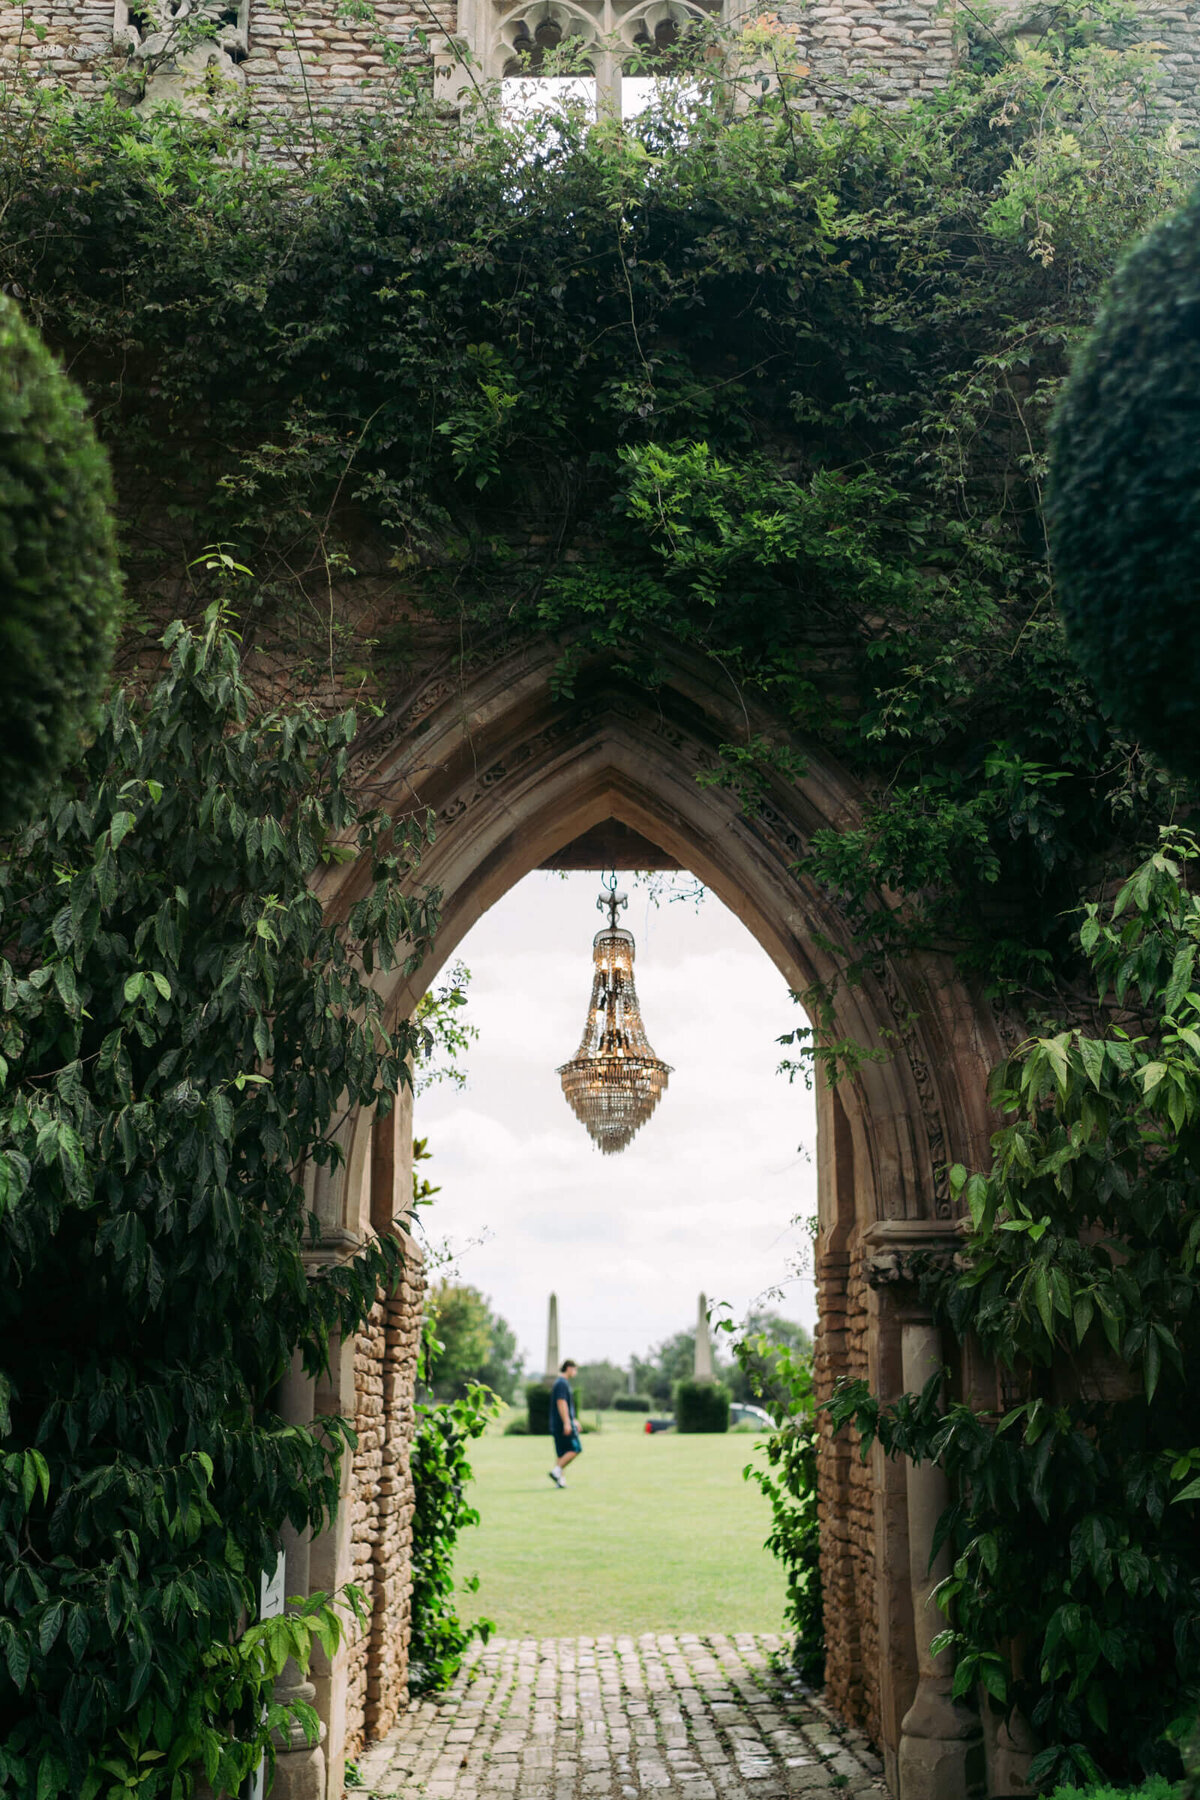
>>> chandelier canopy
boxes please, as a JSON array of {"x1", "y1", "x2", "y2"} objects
[{"x1": 557, "y1": 883, "x2": 672, "y2": 1155}]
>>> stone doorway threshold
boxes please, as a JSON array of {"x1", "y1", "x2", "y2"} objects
[{"x1": 356, "y1": 1633, "x2": 885, "y2": 1800}]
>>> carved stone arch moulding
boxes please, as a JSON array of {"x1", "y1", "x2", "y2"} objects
[{"x1": 326, "y1": 636, "x2": 1005, "y2": 1226}]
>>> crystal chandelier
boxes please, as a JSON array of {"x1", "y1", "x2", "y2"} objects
[{"x1": 557, "y1": 881, "x2": 672, "y2": 1155}]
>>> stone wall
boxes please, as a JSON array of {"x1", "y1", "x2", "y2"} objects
[
  {"x1": 775, "y1": 0, "x2": 955, "y2": 110},
  {"x1": 5, "y1": 0, "x2": 1198, "y2": 127},
  {"x1": 0, "y1": 0, "x2": 449, "y2": 118},
  {"x1": 234, "y1": 0, "x2": 450, "y2": 123},
  {"x1": 814, "y1": 1229, "x2": 879, "y2": 1745},
  {"x1": 772, "y1": 1, "x2": 1200, "y2": 119},
  {"x1": 343, "y1": 1256, "x2": 426, "y2": 1760},
  {"x1": 1152, "y1": 2, "x2": 1200, "y2": 116}
]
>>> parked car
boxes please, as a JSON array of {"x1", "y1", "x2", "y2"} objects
[
  {"x1": 729, "y1": 1402, "x2": 772, "y2": 1430},
  {"x1": 643, "y1": 1417, "x2": 674, "y2": 1434}
]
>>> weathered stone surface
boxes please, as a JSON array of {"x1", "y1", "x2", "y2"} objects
[
  {"x1": 362, "y1": 1634, "x2": 887, "y2": 1800},
  {"x1": 3, "y1": 0, "x2": 1197, "y2": 128},
  {"x1": 343, "y1": 1265, "x2": 425, "y2": 1762}
]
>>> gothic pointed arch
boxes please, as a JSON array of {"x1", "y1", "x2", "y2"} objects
[{"x1": 310, "y1": 633, "x2": 1005, "y2": 1781}]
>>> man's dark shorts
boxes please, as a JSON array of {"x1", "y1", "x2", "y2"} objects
[{"x1": 553, "y1": 1429, "x2": 582, "y2": 1458}]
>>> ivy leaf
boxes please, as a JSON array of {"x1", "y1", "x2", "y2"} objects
[
  {"x1": 108, "y1": 812, "x2": 137, "y2": 853},
  {"x1": 4, "y1": 1627, "x2": 30, "y2": 1692},
  {"x1": 38, "y1": 1599, "x2": 65, "y2": 1654},
  {"x1": 1164, "y1": 942, "x2": 1196, "y2": 1016},
  {"x1": 1078, "y1": 1037, "x2": 1106, "y2": 1091},
  {"x1": 1144, "y1": 1329, "x2": 1161, "y2": 1403}
]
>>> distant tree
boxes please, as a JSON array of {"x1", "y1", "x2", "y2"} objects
[
  {"x1": 479, "y1": 1309, "x2": 524, "y2": 1403},
  {"x1": 633, "y1": 1329, "x2": 734, "y2": 1405},
  {"x1": 575, "y1": 1360, "x2": 625, "y2": 1410},
  {"x1": 426, "y1": 1282, "x2": 523, "y2": 1401},
  {"x1": 632, "y1": 1310, "x2": 811, "y2": 1406},
  {"x1": 729, "y1": 1311, "x2": 812, "y2": 1405}
]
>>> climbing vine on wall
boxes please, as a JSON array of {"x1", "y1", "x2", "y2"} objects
[
  {"x1": 737, "y1": 1337, "x2": 823, "y2": 1686},
  {"x1": 396, "y1": 1130, "x2": 499, "y2": 1698},
  {"x1": 0, "y1": 0, "x2": 1192, "y2": 1005},
  {"x1": 828, "y1": 832, "x2": 1200, "y2": 1783},
  {"x1": 0, "y1": 14, "x2": 1195, "y2": 1771},
  {"x1": 0, "y1": 607, "x2": 438, "y2": 1796}
]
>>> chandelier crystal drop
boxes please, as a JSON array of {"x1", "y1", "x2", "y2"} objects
[{"x1": 557, "y1": 882, "x2": 672, "y2": 1155}]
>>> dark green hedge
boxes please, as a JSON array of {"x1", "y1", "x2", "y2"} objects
[
  {"x1": 0, "y1": 296, "x2": 122, "y2": 834},
  {"x1": 1045, "y1": 1779, "x2": 1179, "y2": 1800},
  {"x1": 674, "y1": 1380, "x2": 730, "y2": 1434},
  {"x1": 1048, "y1": 182, "x2": 1200, "y2": 779},
  {"x1": 525, "y1": 1379, "x2": 555, "y2": 1436},
  {"x1": 613, "y1": 1394, "x2": 652, "y2": 1412}
]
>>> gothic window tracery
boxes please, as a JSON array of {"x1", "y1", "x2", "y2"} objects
[
  {"x1": 113, "y1": 0, "x2": 249, "y2": 62},
  {"x1": 447, "y1": 0, "x2": 721, "y2": 118}
]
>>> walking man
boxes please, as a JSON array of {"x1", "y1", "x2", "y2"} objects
[{"x1": 548, "y1": 1358, "x2": 581, "y2": 1489}]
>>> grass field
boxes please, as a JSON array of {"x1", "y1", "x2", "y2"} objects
[{"x1": 454, "y1": 1415, "x2": 788, "y2": 1639}]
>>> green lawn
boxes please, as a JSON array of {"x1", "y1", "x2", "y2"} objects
[{"x1": 455, "y1": 1419, "x2": 788, "y2": 1638}]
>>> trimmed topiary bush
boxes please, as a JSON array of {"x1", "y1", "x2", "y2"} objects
[
  {"x1": 0, "y1": 296, "x2": 122, "y2": 832},
  {"x1": 525, "y1": 1379, "x2": 555, "y2": 1435},
  {"x1": 1048, "y1": 181, "x2": 1200, "y2": 779},
  {"x1": 613, "y1": 1393, "x2": 652, "y2": 1412},
  {"x1": 673, "y1": 1379, "x2": 730, "y2": 1434}
]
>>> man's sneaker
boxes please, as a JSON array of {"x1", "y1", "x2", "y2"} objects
[{"x1": 548, "y1": 1467, "x2": 565, "y2": 1489}]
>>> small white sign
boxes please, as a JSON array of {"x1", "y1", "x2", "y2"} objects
[
  {"x1": 247, "y1": 1548, "x2": 288, "y2": 1800},
  {"x1": 260, "y1": 1549, "x2": 287, "y2": 1621}
]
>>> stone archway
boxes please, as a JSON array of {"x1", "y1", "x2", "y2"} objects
[{"x1": 289, "y1": 636, "x2": 1007, "y2": 1800}]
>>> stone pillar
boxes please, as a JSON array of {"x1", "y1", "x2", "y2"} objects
[
  {"x1": 545, "y1": 1292, "x2": 559, "y2": 1379},
  {"x1": 897, "y1": 1319, "x2": 983, "y2": 1800},
  {"x1": 310, "y1": 1328, "x2": 359, "y2": 1800},
  {"x1": 693, "y1": 1292, "x2": 714, "y2": 1381},
  {"x1": 594, "y1": 44, "x2": 621, "y2": 118},
  {"x1": 272, "y1": 1352, "x2": 328, "y2": 1800}
]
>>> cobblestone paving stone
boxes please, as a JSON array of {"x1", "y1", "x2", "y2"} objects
[{"x1": 357, "y1": 1635, "x2": 886, "y2": 1800}]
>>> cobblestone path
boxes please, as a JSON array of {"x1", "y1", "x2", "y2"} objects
[{"x1": 357, "y1": 1635, "x2": 885, "y2": 1800}]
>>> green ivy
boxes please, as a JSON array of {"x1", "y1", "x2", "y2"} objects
[
  {"x1": 407, "y1": 1389, "x2": 496, "y2": 1692},
  {"x1": 0, "y1": 606, "x2": 438, "y2": 1795},
  {"x1": 827, "y1": 832, "x2": 1200, "y2": 1783},
  {"x1": 737, "y1": 1339, "x2": 823, "y2": 1687},
  {"x1": 0, "y1": 4, "x2": 1191, "y2": 998},
  {"x1": 408, "y1": 1314, "x2": 497, "y2": 1697}
]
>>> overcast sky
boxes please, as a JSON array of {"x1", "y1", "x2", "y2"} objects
[{"x1": 415, "y1": 870, "x2": 818, "y2": 1376}]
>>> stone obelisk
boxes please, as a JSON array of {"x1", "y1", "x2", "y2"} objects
[
  {"x1": 545, "y1": 1292, "x2": 560, "y2": 1380},
  {"x1": 693, "y1": 1292, "x2": 714, "y2": 1382}
]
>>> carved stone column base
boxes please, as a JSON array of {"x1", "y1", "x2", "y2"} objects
[
  {"x1": 269, "y1": 1743, "x2": 327, "y2": 1800},
  {"x1": 983, "y1": 1703, "x2": 1036, "y2": 1796},
  {"x1": 899, "y1": 1680, "x2": 984, "y2": 1800},
  {"x1": 271, "y1": 1665, "x2": 327, "y2": 1800}
]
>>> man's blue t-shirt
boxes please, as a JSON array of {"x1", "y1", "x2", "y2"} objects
[{"x1": 549, "y1": 1375, "x2": 574, "y2": 1437}]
